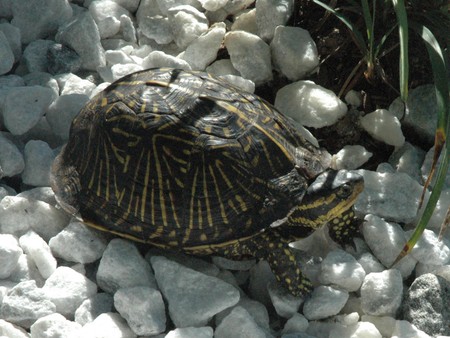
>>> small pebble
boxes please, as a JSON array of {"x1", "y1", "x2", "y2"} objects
[
  {"x1": 224, "y1": 30, "x2": 272, "y2": 85},
  {"x1": 391, "y1": 320, "x2": 432, "y2": 338},
  {"x1": 114, "y1": 286, "x2": 166, "y2": 336},
  {"x1": 275, "y1": 80, "x2": 347, "y2": 128},
  {"x1": 271, "y1": 26, "x2": 319, "y2": 80},
  {"x1": 19, "y1": 231, "x2": 56, "y2": 279},
  {"x1": 30, "y1": 313, "x2": 82, "y2": 338},
  {"x1": 97, "y1": 239, "x2": 157, "y2": 294},
  {"x1": 0, "y1": 133, "x2": 24, "y2": 178},
  {"x1": 0, "y1": 31, "x2": 14, "y2": 75},
  {"x1": 0, "y1": 319, "x2": 30, "y2": 338},
  {"x1": 215, "y1": 306, "x2": 271, "y2": 338},
  {"x1": 74, "y1": 293, "x2": 114, "y2": 326},
  {"x1": 0, "y1": 280, "x2": 56, "y2": 329},
  {"x1": 150, "y1": 255, "x2": 240, "y2": 327},
  {"x1": 329, "y1": 321, "x2": 382, "y2": 338},
  {"x1": 360, "y1": 269, "x2": 403, "y2": 316},
  {"x1": 42, "y1": 267, "x2": 97, "y2": 318},
  {"x1": 361, "y1": 315, "x2": 397, "y2": 338},
  {"x1": 255, "y1": 0, "x2": 294, "y2": 41},
  {"x1": 388, "y1": 142, "x2": 426, "y2": 181},
  {"x1": 409, "y1": 229, "x2": 450, "y2": 265},
  {"x1": 282, "y1": 312, "x2": 309, "y2": 335},
  {"x1": 142, "y1": 51, "x2": 192, "y2": 71},
  {"x1": 49, "y1": 220, "x2": 108, "y2": 264},
  {"x1": 319, "y1": 249, "x2": 366, "y2": 292},
  {"x1": 21, "y1": 140, "x2": 55, "y2": 187},
  {"x1": 22, "y1": 39, "x2": 55, "y2": 73},
  {"x1": 76, "y1": 312, "x2": 136, "y2": 338},
  {"x1": 167, "y1": 5, "x2": 209, "y2": 49},
  {"x1": 303, "y1": 286, "x2": 349, "y2": 320},
  {"x1": 267, "y1": 281, "x2": 303, "y2": 318},
  {"x1": 89, "y1": 0, "x2": 129, "y2": 39},
  {"x1": 360, "y1": 109, "x2": 405, "y2": 147},
  {"x1": 0, "y1": 234, "x2": 23, "y2": 279},
  {"x1": 332, "y1": 145, "x2": 372, "y2": 170},
  {"x1": 165, "y1": 326, "x2": 214, "y2": 338}
]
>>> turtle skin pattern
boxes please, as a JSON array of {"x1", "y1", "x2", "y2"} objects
[{"x1": 51, "y1": 68, "x2": 362, "y2": 295}]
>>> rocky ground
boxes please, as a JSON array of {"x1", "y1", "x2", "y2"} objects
[{"x1": 0, "y1": 0, "x2": 449, "y2": 337}]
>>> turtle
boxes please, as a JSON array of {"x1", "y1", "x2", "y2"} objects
[{"x1": 51, "y1": 68, "x2": 364, "y2": 296}]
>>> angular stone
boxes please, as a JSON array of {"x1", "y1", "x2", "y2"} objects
[
  {"x1": 303, "y1": 286, "x2": 349, "y2": 320},
  {"x1": 49, "y1": 221, "x2": 108, "y2": 264},
  {"x1": 96, "y1": 239, "x2": 157, "y2": 294},
  {"x1": 75, "y1": 293, "x2": 114, "y2": 326},
  {"x1": 76, "y1": 312, "x2": 136, "y2": 338},
  {"x1": 150, "y1": 255, "x2": 240, "y2": 327},
  {"x1": 0, "y1": 132, "x2": 24, "y2": 178},
  {"x1": 224, "y1": 31, "x2": 272, "y2": 85},
  {"x1": 360, "y1": 270, "x2": 403, "y2": 316},
  {"x1": 0, "y1": 22, "x2": 21, "y2": 62},
  {"x1": 319, "y1": 249, "x2": 366, "y2": 292},
  {"x1": 215, "y1": 306, "x2": 271, "y2": 338},
  {"x1": 275, "y1": 80, "x2": 347, "y2": 128},
  {"x1": 42, "y1": 267, "x2": 98, "y2": 318},
  {"x1": 271, "y1": 26, "x2": 319, "y2": 80},
  {"x1": 2, "y1": 86, "x2": 54, "y2": 135},
  {"x1": 21, "y1": 140, "x2": 55, "y2": 187},
  {"x1": 89, "y1": 0, "x2": 130, "y2": 39},
  {"x1": 0, "y1": 318, "x2": 30, "y2": 338},
  {"x1": 0, "y1": 31, "x2": 14, "y2": 75},
  {"x1": 19, "y1": 231, "x2": 57, "y2": 279},
  {"x1": 0, "y1": 280, "x2": 56, "y2": 329},
  {"x1": 142, "y1": 51, "x2": 191, "y2": 70},
  {"x1": 30, "y1": 313, "x2": 82, "y2": 338},
  {"x1": 114, "y1": 286, "x2": 166, "y2": 336},
  {"x1": 167, "y1": 5, "x2": 208, "y2": 49},
  {"x1": 165, "y1": 326, "x2": 214, "y2": 338},
  {"x1": 0, "y1": 234, "x2": 22, "y2": 279},
  {"x1": 332, "y1": 145, "x2": 372, "y2": 170},
  {"x1": 56, "y1": 11, "x2": 106, "y2": 71},
  {"x1": 22, "y1": 39, "x2": 55, "y2": 73},
  {"x1": 11, "y1": 0, "x2": 72, "y2": 44},
  {"x1": 47, "y1": 43, "x2": 82, "y2": 75},
  {"x1": 361, "y1": 109, "x2": 405, "y2": 147},
  {"x1": 255, "y1": 0, "x2": 293, "y2": 40},
  {"x1": 267, "y1": 281, "x2": 303, "y2": 318}
]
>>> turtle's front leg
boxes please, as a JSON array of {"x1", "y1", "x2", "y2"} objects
[{"x1": 221, "y1": 228, "x2": 313, "y2": 296}]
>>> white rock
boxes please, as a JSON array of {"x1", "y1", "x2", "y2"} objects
[
  {"x1": 165, "y1": 326, "x2": 214, "y2": 338},
  {"x1": 271, "y1": 26, "x2": 319, "y2": 80},
  {"x1": 180, "y1": 22, "x2": 226, "y2": 70},
  {"x1": 362, "y1": 214, "x2": 417, "y2": 276},
  {"x1": 198, "y1": 0, "x2": 227, "y2": 11},
  {"x1": 0, "y1": 133, "x2": 25, "y2": 178},
  {"x1": 139, "y1": 15, "x2": 173, "y2": 44},
  {"x1": 167, "y1": 5, "x2": 209, "y2": 49},
  {"x1": 224, "y1": 31, "x2": 272, "y2": 85},
  {"x1": 22, "y1": 39, "x2": 54, "y2": 73},
  {"x1": 248, "y1": 260, "x2": 277, "y2": 307},
  {"x1": 111, "y1": 63, "x2": 144, "y2": 81},
  {"x1": 389, "y1": 142, "x2": 426, "y2": 181},
  {"x1": 142, "y1": 51, "x2": 192, "y2": 70},
  {"x1": 332, "y1": 145, "x2": 372, "y2": 170},
  {"x1": 11, "y1": 0, "x2": 72, "y2": 44},
  {"x1": 0, "y1": 21, "x2": 21, "y2": 62},
  {"x1": 267, "y1": 282, "x2": 303, "y2": 318},
  {"x1": 0, "y1": 196, "x2": 69, "y2": 241},
  {"x1": 361, "y1": 315, "x2": 397, "y2": 338},
  {"x1": 408, "y1": 229, "x2": 450, "y2": 265},
  {"x1": 0, "y1": 234, "x2": 22, "y2": 279},
  {"x1": 76, "y1": 312, "x2": 136, "y2": 338},
  {"x1": 354, "y1": 170, "x2": 425, "y2": 224},
  {"x1": 55, "y1": 73, "x2": 96, "y2": 96},
  {"x1": 275, "y1": 80, "x2": 347, "y2": 128},
  {"x1": 319, "y1": 250, "x2": 366, "y2": 292},
  {"x1": 89, "y1": 0, "x2": 130, "y2": 39},
  {"x1": 111, "y1": 0, "x2": 140, "y2": 12},
  {"x1": 357, "y1": 252, "x2": 385, "y2": 274},
  {"x1": 96, "y1": 239, "x2": 157, "y2": 294},
  {"x1": 345, "y1": 90, "x2": 362, "y2": 107},
  {"x1": 42, "y1": 267, "x2": 98, "y2": 318},
  {"x1": 216, "y1": 297, "x2": 270, "y2": 330},
  {"x1": 303, "y1": 286, "x2": 349, "y2": 320},
  {"x1": 0, "y1": 31, "x2": 14, "y2": 75},
  {"x1": 56, "y1": 11, "x2": 106, "y2": 71},
  {"x1": 231, "y1": 9, "x2": 257, "y2": 34},
  {"x1": 8, "y1": 253, "x2": 45, "y2": 287},
  {"x1": 30, "y1": 313, "x2": 82, "y2": 338},
  {"x1": 150, "y1": 255, "x2": 240, "y2": 327},
  {"x1": 282, "y1": 312, "x2": 309, "y2": 335},
  {"x1": 215, "y1": 306, "x2": 269, "y2": 338},
  {"x1": 49, "y1": 221, "x2": 108, "y2": 264},
  {"x1": 0, "y1": 319, "x2": 30, "y2": 338},
  {"x1": 206, "y1": 59, "x2": 240, "y2": 76},
  {"x1": 255, "y1": 0, "x2": 294, "y2": 41},
  {"x1": 329, "y1": 321, "x2": 382, "y2": 338},
  {"x1": 46, "y1": 94, "x2": 90, "y2": 141},
  {"x1": 74, "y1": 293, "x2": 114, "y2": 326},
  {"x1": 2, "y1": 86, "x2": 54, "y2": 135},
  {"x1": 0, "y1": 280, "x2": 56, "y2": 329},
  {"x1": 21, "y1": 140, "x2": 55, "y2": 187},
  {"x1": 392, "y1": 320, "x2": 431, "y2": 338},
  {"x1": 105, "y1": 50, "x2": 134, "y2": 66},
  {"x1": 19, "y1": 231, "x2": 56, "y2": 279},
  {"x1": 360, "y1": 109, "x2": 405, "y2": 147},
  {"x1": 360, "y1": 269, "x2": 403, "y2": 316},
  {"x1": 114, "y1": 286, "x2": 166, "y2": 336}
]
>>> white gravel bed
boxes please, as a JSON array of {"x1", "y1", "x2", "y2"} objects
[{"x1": 0, "y1": 0, "x2": 449, "y2": 337}]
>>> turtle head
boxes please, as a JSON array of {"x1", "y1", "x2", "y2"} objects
[{"x1": 286, "y1": 170, "x2": 364, "y2": 228}]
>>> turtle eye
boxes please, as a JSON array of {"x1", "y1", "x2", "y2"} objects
[{"x1": 338, "y1": 183, "x2": 353, "y2": 198}]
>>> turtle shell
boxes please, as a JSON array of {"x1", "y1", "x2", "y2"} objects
[{"x1": 51, "y1": 68, "x2": 331, "y2": 250}]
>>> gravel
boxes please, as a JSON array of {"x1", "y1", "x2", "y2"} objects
[{"x1": 0, "y1": 0, "x2": 449, "y2": 337}]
